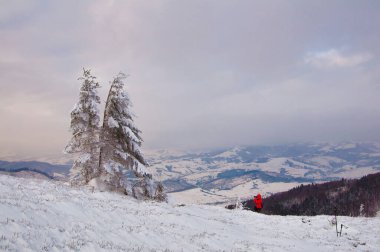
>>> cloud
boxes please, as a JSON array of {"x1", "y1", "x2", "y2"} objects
[
  {"x1": 0, "y1": 0, "x2": 40, "y2": 25},
  {"x1": 305, "y1": 49, "x2": 372, "y2": 68},
  {"x1": 1, "y1": 1, "x2": 380, "y2": 158}
]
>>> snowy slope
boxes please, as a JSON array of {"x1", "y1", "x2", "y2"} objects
[{"x1": 0, "y1": 175, "x2": 379, "y2": 251}]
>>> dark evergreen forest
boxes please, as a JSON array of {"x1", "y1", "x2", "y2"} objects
[{"x1": 233, "y1": 172, "x2": 380, "y2": 217}]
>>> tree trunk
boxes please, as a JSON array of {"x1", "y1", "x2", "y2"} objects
[{"x1": 98, "y1": 85, "x2": 113, "y2": 174}]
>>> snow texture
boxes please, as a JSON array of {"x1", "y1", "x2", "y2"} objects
[
  {"x1": 107, "y1": 116, "x2": 119, "y2": 129},
  {"x1": 76, "y1": 153, "x2": 91, "y2": 164},
  {"x1": 0, "y1": 175, "x2": 379, "y2": 252},
  {"x1": 123, "y1": 126, "x2": 141, "y2": 143}
]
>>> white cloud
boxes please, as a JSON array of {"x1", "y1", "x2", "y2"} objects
[{"x1": 305, "y1": 49, "x2": 372, "y2": 68}]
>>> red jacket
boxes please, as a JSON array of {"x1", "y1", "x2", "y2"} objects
[{"x1": 254, "y1": 194, "x2": 262, "y2": 209}]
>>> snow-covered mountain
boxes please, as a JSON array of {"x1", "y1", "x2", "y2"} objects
[
  {"x1": 2, "y1": 142, "x2": 380, "y2": 205},
  {"x1": 147, "y1": 142, "x2": 380, "y2": 205},
  {"x1": 0, "y1": 175, "x2": 379, "y2": 251}
]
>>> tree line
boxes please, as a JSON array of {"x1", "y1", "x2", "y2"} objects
[{"x1": 238, "y1": 172, "x2": 380, "y2": 217}]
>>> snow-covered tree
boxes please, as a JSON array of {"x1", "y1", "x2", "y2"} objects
[
  {"x1": 98, "y1": 72, "x2": 153, "y2": 195},
  {"x1": 65, "y1": 69, "x2": 101, "y2": 185}
]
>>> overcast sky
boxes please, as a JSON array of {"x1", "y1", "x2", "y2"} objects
[{"x1": 1, "y1": 0, "x2": 380, "y2": 159}]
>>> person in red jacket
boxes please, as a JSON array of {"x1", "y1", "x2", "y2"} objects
[{"x1": 253, "y1": 193, "x2": 263, "y2": 212}]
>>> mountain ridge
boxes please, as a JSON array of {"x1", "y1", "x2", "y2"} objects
[
  {"x1": 1, "y1": 142, "x2": 379, "y2": 204},
  {"x1": 149, "y1": 142, "x2": 380, "y2": 204}
]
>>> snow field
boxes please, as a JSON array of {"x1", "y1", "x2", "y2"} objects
[
  {"x1": 0, "y1": 175, "x2": 379, "y2": 251},
  {"x1": 169, "y1": 180, "x2": 302, "y2": 206}
]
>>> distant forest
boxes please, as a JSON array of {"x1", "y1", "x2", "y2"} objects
[{"x1": 239, "y1": 172, "x2": 380, "y2": 217}]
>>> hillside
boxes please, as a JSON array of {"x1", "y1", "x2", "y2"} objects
[
  {"x1": 149, "y1": 142, "x2": 380, "y2": 204},
  {"x1": 244, "y1": 172, "x2": 380, "y2": 217},
  {"x1": 0, "y1": 175, "x2": 379, "y2": 251},
  {"x1": 1, "y1": 142, "x2": 380, "y2": 205}
]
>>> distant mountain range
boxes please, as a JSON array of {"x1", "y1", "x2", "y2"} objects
[
  {"x1": 1, "y1": 142, "x2": 380, "y2": 205},
  {"x1": 0, "y1": 160, "x2": 70, "y2": 180},
  {"x1": 147, "y1": 142, "x2": 380, "y2": 204}
]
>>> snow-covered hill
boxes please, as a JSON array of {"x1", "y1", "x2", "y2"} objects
[
  {"x1": 148, "y1": 142, "x2": 380, "y2": 204},
  {"x1": 0, "y1": 175, "x2": 379, "y2": 251},
  {"x1": 2, "y1": 142, "x2": 380, "y2": 206}
]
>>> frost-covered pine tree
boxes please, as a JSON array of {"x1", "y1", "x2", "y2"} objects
[
  {"x1": 65, "y1": 69, "x2": 101, "y2": 185},
  {"x1": 99, "y1": 72, "x2": 153, "y2": 197}
]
